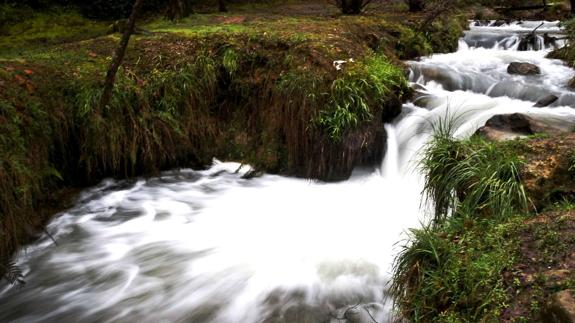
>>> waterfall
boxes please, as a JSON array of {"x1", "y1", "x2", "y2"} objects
[{"x1": 1, "y1": 21, "x2": 574, "y2": 323}]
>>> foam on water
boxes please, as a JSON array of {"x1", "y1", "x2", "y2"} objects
[{"x1": 1, "y1": 21, "x2": 574, "y2": 323}]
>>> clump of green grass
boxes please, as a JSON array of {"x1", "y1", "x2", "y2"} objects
[
  {"x1": 420, "y1": 119, "x2": 528, "y2": 223},
  {"x1": 390, "y1": 119, "x2": 529, "y2": 322},
  {"x1": 391, "y1": 216, "x2": 522, "y2": 322},
  {"x1": 318, "y1": 54, "x2": 408, "y2": 140}
]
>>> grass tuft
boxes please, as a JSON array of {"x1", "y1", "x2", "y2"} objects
[{"x1": 318, "y1": 54, "x2": 407, "y2": 140}]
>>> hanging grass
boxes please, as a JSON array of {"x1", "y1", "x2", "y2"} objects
[{"x1": 318, "y1": 54, "x2": 408, "y2": 140}]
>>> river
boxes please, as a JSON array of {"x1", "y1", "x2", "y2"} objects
[{"x1": 1, "y1": 21, "x2": 574, "y2": 323}]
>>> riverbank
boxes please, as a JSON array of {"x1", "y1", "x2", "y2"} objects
[
  {"x1": 0, "y1": 2, "x2": 467, "y2": 275},
  {"x1": 391, "y1": 132, "x2": 575, "y2": 322}
]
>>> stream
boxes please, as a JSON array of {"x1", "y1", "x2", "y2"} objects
[{"x1": 1, "y1": 21, "x2": 575, "y2": 323}]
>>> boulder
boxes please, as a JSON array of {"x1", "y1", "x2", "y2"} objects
[
  {"x1": 534, "y1": 95, "x2": 559, "y2": 107},
  {"x1": 508, "y1": 62, "x2": 540, "y2": 75},
  {"x1": 492, "y1": 20, "x2": 508, "y2": 27},
  {"x1": 475, "y1": 113, "x2": 571, "y2": 141},
  {"x1": 543, "y1": 290, "x2": 575, "y2": 323},
  {"x1": 569, "y1": 77, "x2": 575, "y2": 90},
  {"x1": 381, "y1": 93, "x2": 402, "y2": 122}
]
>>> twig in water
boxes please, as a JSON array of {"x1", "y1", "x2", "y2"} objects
[{"x1": 364, "y1": 306, "x2": 379, "y2": 323}]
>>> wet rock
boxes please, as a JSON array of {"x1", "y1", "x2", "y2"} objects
[
  {"x1": 568, "y1": 77, "x2": 575, "y2": 90},
  {"x1": 492, "y1": 20, "x2": 508, "y2": 27},
  {"x1": 475, "y1": 113, "x2": 571, "y2": 141},
  {"x1": 508, "y1": 62, "x2": 540, "y2": 75},
  {"x1": 476, "y1": 127, "x2": 522, "y2": 141},
  {"x1": 518, "y1": 34, "x2": 537, "y2": 51},
  {"x1": 544, "y1": 33, "x2": 559, "y2": 49},
  {"x1": 381, "y1": 93, "x2": 402, "y2": 122},
  {"x1": 241, "y1": 169, "x2": 264, "y2": 179},
  {"x1": 410, "y1": 84, "x2": 432, "y2": 108},
  {"x1": 534, "y1": 95, "x2": 559, "y2": 107},
  {"x1": 543, "y1": 290, "x2": 575, "y2": 323}
]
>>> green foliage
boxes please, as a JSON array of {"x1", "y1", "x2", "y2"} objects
[
  {"x1": 391, "y1": 123, "x2": 530, "y2": 322},
  {"x1": 425, "y1": 16, "x2": 465, "y2": 54},
  {"x1": 396, "y1": 27, "x2": 433, "y2": 59},
  {"x1": 318, "y1": 55, "x2": 407, "y2": 140},
  {"x1": 421, "y1": 120, "x2": 528, "y2": 223}
]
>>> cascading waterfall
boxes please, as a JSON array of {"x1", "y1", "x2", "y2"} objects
[{"x1": 1, "y1": 21, "x2": 574, "y2": 323}]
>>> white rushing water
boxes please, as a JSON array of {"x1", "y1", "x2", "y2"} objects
[{"x1": 1, "y1": 21, "x2": 575, "y2": 323}]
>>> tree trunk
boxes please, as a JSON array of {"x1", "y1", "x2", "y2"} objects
[
  {"x1": 218, "y1": 0, "x2": 227, "y2": 12},
  {"x1": 408, "y1": 0, "x2": 424, "y2": 12},
  {"x1": 100, "y1": 0, "x2": 144, "y2": 110},
  {"x1": 340, "y1": 0, "x2": 363, "y2": 14},
  {"x1": 571, "y1": 0, "x2": 575, "y2": 14},
  {"x1": 168, "y1": 0, "x2": 192, "y2": 20}
]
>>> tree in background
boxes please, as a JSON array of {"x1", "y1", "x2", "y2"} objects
[
  {"x1": 218, "y1": 0, "x2": 227, "y2": 12},
  {"x1": 333, "y1": 0, "x2": 373, "y2": 14},
  {"x1": 406, "y1": 0, "x2": 424, "y2": 11},
  {"x1": 167, "y1": 0, "x2": 192, "y2": 20},
  {"x1": 571, "y1": 0, "x2": 575, "y2": 14}
]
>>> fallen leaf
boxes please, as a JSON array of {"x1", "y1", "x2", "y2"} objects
[{"x1": 24, "y1": 69, "x2": 34, "y2": 75}]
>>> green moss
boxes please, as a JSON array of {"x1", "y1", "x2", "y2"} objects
[{"x1": 0, "y1": 7, "x2": 109, "y2": 55}]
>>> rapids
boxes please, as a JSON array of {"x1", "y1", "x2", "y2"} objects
[{"x1": 1, "y1": 21, "x2": 574, "y2": 323}]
